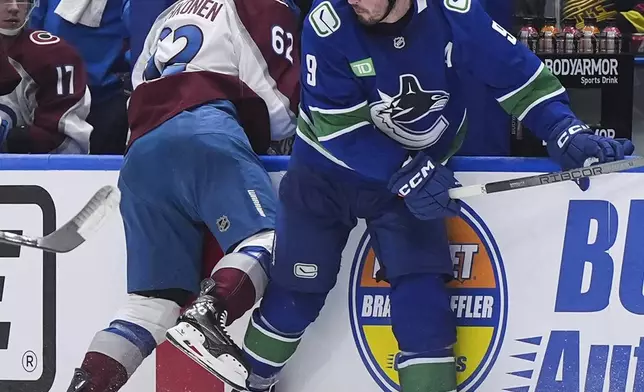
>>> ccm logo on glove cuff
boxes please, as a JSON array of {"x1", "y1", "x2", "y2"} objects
[
  {"x1": 398, "y1": 158, "x2": 436, "y2": 197},
  {"x1": 557, "y1": 124, "x2": 590, "y2": 148}
]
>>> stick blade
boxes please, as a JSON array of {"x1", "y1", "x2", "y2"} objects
[{"x1": 37, "y1": 185, "x2": 121, "y2": 253}]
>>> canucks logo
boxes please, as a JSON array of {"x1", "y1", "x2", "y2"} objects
[
  {"x1": 349, "y1": 204, "x2": 508, "y2": 391},
  {"x1": 370, "y1": 74, "x2": 451, "y2": 150}
]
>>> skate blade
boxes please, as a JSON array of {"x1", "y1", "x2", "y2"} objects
[{"x1": 166, "y1": 322, "x2": 249, "y2": 391}]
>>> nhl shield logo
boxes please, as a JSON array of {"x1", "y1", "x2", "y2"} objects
[
  {"x1": 393, "y1": 36, "x2": 405, "y2": 49},
  {"x1": 216, "y1": 216, "x2": 230, "y2": 232}
]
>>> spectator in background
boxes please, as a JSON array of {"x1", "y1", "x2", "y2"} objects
[
  {"x1": 558, "y1": 0, "x2": 643, "y2": 33},
  {"x1": 128, "y1": 0, "x2": 173, "y2": 73},
  {"x1": 0, "y1": 0, "x2": 91, "y2": 154},
  {"x1": 616, "y1": 0, "x2": 644, "y2": 33},
  {"x1": 31, "y1": 0, "x2": 130, "y2": 155}
]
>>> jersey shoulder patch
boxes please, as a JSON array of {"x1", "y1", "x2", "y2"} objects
[
  {"x1": 13, "y1": 30, "x2": 84, "y2": 79},
  {"x1": 443, "y1": 0, "x2": 471, "y2": 13},
  {"x1": 308, "y1": 0, "x2": 342, "y2": 37},
  {"x1": 27, "y1": 30, "x2": 63, "y2": 47}
]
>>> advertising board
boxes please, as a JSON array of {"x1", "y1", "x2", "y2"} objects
[{"x1": 0, "y1": 156, "x2": 641, "y2": 391}]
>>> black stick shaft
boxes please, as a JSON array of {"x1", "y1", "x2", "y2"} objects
[{"x1": 483, "y1": 158, "x2": 644, "y2": 195}]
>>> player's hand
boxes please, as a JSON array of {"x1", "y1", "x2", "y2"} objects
[
  {"x1": 547, "y1": 121, "x2": 634, "y2": 191},
  {"x1": 388, "y1": 152, "x2": 461, "y2": 220}
]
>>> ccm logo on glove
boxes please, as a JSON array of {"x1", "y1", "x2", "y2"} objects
[
  {"x1": 547, "y1": 119, "x2": 635, "y2": 192},
  {"x1": 557, "y1": 123, "x2": 590, "y2": 148},
  {"x1": 397, "y1": 158, "x2": 436, "y2": 197},
  {"x1": 388, "y1": 152, "x2": 461, "y2": 221}
]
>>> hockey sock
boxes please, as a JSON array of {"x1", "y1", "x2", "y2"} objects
[
  {"x1": 243, "y1": 282, "x2": 327, "y2": 387},
  {"x1": 78, "y1": 295, "x2": 180, "y2": 391},
  {"x1": 80, "y1": 320, "x2": 157, "y2": 391},
  {"x1": 210, "y1": 231, "x2": 273, "y2": 323},
  {"x1": 395, "y1": 350, "x2": 457, "y2": 392},
  {"x1": 243, "y1": 309, "x2": 303, "y2": 381},
  {"x1": 388, "y1": 273, "x2": 457, "y2": 392}
]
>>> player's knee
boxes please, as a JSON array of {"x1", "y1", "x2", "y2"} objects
[
  {"x1": 85, "y1": 295, "x2": 180, "y2": 377},
  {"x1": 134, "y1": 288, "x2": 193, "y2": 307},
  {"x1": 112, "y1": 294, "x2": 181, "y2": 345},
  {"x1": 211, "y1": 230, "x2": 273, "y2": 323},
  {"x1": 389, "y1": 273, "x2": 456, "y2": 352},
  {"x1": 259, "y1": 283, "x2": 328, "y2": 334}
]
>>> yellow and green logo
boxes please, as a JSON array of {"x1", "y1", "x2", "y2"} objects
[{"x1": 348, "y1": 204, "x2": 508, "y2": 391}]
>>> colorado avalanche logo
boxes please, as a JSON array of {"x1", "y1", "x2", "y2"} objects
[{"x1": 370, "y1": 74, "x2": 450, "y2": 150}]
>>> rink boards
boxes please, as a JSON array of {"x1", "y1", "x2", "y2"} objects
[{"x1": 0, "y1": 155, "x2": 643, "y2": 392}]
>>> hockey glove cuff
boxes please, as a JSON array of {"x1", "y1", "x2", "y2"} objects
[
  {"x1": 0, "y1": 119, "x2": 9, "y2": 148},
  {"x1": 547, "y1": 121, "x2": 634, "y2": 191},
  {"x1": 388, "y1": 152, "x2": 461, "y2": 221}
]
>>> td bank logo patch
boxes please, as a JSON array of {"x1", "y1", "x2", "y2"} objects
[{"x1": 348, "y1": 204, "x2": 508, "y2": 391}]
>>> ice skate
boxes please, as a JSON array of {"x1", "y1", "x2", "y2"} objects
[
  {"x1": 66, "y1": 368, "x2": 90, "y2": 392},
  {"x1": 166, "y1": 278, "x2": 250, "y2": 391}
]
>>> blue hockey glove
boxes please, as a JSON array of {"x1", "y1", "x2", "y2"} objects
[
  {"x1": 547, "y1": 122, "x2": 634, "y2": 191},
  {"x1": 388, "y1": 152, "x2": 461, "y2": 220}
]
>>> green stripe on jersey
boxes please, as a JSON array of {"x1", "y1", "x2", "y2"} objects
[
  {"x1": 497, "y1": 63, "x2": 564, "y2": 121},
  {"x1": 297, "y1": 114, "x2": 323, "y2": 146},
  {"x1": 244, "y1": 320, "x2": 301, "y2": 366},
  {"x1": 398, "y1": 360, "x2": 457, "y2": 392},
  {"x1": 308, "y1": 102, "x2": 371, "y2": 140},
  {"x1": 297, "y1": 112, "x2": 353, "y2": 169},
  {"x1": 439, "y1": 111, "x2": 468, "y2": 163}
]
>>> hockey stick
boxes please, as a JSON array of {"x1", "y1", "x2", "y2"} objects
[
  {"x1": 0, "y1": 185, "x2": 120, "y2": 253},
  {"x1": 449, "y1": 157, "x2": 644, "y2": 199}
]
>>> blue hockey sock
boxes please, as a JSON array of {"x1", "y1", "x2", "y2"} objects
[
  {"x1": 388, "y1": 273, "x2": 458, "y2": 392},
  {"x1": 242, "y1": 282, "x2": 327, "y2": 386}
]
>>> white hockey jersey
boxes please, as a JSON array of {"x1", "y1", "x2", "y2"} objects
[{"x1": 128, "y1": 0, "x2": 300, "y2": 153}]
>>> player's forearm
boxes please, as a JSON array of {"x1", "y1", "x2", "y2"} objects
[
  {"x1": 491, "y1": 60, "x2": 579, "y2": 142},
  {"x1": 446, "y1": 0, "x2": 578, "y2": 144},
  {"x1": 520, "y1": 99, "x2": 581, "y2": 144},
  {"x1": 4, "y1": 125, "x2": 66, "y2": 153}
]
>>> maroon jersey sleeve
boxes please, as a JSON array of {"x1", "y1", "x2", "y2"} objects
[
  {"x1": 235, "y1": 0, "x2": 301, "y2": 115},
  {"x1": 6, "y1": 31, "x2": 91, "y2": 153},
  {"x1": 0, "y1": 43, "x2": 19, "y2": 95}
]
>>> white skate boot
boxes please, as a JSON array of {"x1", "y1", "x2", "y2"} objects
[{"x1": 166, "y1": 278, "x2": 250, "y2": 390}]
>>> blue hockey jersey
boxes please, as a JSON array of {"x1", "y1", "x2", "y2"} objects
[{"x1": 296, "y1": 0, "x2": 579, "y2": 182}]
